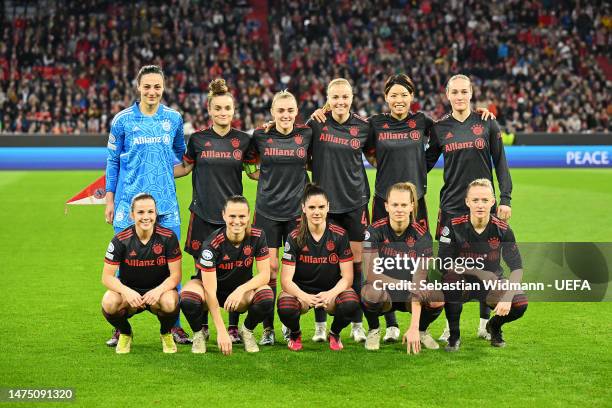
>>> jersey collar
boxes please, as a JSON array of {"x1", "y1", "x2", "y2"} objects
[{"x1": 133, "y1": 101, "x2": 163, "y2": 119}]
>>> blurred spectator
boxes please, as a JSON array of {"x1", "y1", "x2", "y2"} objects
[{"x1": 0, "y1": 0, "x2": 610, "y2": 134}]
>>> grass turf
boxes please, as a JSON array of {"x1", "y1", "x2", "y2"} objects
[{"x1": 0, "y1": 169, "x2": 611, "y2": 407}]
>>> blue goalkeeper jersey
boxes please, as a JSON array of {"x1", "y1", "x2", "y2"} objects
[{"x1": 105, "y1": 102, "x2": 186, "y2": 230}]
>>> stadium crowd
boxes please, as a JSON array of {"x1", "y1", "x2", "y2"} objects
[{"x1": 0, "y1": 0, "x2": 610, "y2": 134}]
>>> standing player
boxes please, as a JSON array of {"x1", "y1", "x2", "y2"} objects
[
  {"x1": 244, "y1": 90, "x2": 312, "y2": 345},
  {"x1": 361, "y1": 182, "x2": 444, "y2": 353},
  {"x1": 174, "y1": 78, "x2": 252, "y2": 344},
  {"x1": 427, "y1": 74, "x2": 512, "y2": 341},
  {"x1": 277, "y1": 184, "x2": 360, "y2": 351},
  {"x1": 361, "y1": 74, "x2": 435, "y2": 342},
  {"x1": 307, "y1": 78, "x2": 369, "y2": 343},
  {"x1": 104, "y1": 65, "x2": 189, "y2": 345},
  {"x1": 101, "y1": 194, "x2": 182, "y2": 354},
  {"x1": 179, "y1": 196, "x2": 273, "y2": 354},
  {"x1": 437, "y1": 179, "x2": 527, "y2": 351}
]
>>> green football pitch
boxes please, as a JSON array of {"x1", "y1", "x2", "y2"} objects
[{"x1": 1, "y1": 169, "x2": 611, "y2": 407}]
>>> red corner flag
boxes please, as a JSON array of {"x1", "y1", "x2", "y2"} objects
[{"x1": 65, "y1": 175, "x2": 106, "y2": 214}]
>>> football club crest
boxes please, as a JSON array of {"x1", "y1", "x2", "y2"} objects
[
  {"x1": 153, "y1": 243, "x2": 163, "y2": 255},
  {"x1": 294, "y1": 135, "x2": 303, "y2": 145},
  {"x1": 407, "y1": 119, "x2": 416, "y2": 129},
  {"x1": 161, "y1": 119, "x2": 172, "y2": 132},
  {"x1": 231, "y1": 138, "x2": 240, "y2": 148},
  {"x1": 488, "y1": 237, "x2": 500, "y2": 249},
  {"x1": 471, "y1": 124, "x2": 484, "y2": 136},
  {"x1": 326, "y1": 240, "x2": 335, "y2": 251},
  {"x1": 243, "y1": 245, "x2": 253, "y2": 256},
  {"x1": 349, "y1": 127, "x2": 359, "y2": 137},
  {"x1": 191, "y1": 240, "x2": 201, "y2": 251},
  {"x1": 406, "y1": 236, "x2": 416, "y2": 247}
]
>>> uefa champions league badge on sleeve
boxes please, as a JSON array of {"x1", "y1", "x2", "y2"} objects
[
  {"x1": 364, "y1": 230, "x2": 370, "y2": 241},
  {"x1": 107, "y1": 242, "x2": 114, "y2": 253},
  {"x1": 202, "y1": 249, "x2": 214, "y2": 261}
]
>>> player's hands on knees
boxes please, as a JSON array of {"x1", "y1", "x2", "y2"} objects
[
  {"x1": 314, "y1": 291, "x2": 336, "y2": 308},
  {"x1": 224, "y1": 289, "x2": 245, "y2": 312},
  {"x1": 475, "y1": 107, "x2": 496, "y2": 120},
  {"x1": 105, "y1": 202, "x2": 114, "y2": 224},
  {"x1": 494, "y1": 301, "x2": 511, "y2": 316},
  {"x1": 496, "y1": 205, "x2": 512, "y2": 220},
  {"x1": 402, "y1": 327, "x2": 421, "y2": 355},
  {"x1": 217, "y1": 329, "x2": 233, "y2": 356},
  {"x1": 123, "y1": 287, "x2": 145, "y2": 309},
  {"x1": 299, "y1": 293, "x2": 319, "y2": 308},
  {"x1": 142, "y1": 287, "x2": 163, "y2": 306}
]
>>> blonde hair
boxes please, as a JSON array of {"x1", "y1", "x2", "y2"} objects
[
  {"x1": 466, "y1": 178, "x2": 494, "y2": 197},
  {"x1": 386, "y1": 182, "x2": 419, "y2": 223},
  {"x1": 446, "y1": 74, "x2": 473, "y2": 93},
  {"x1": 207, "y1": 78, "x2": 233, "y2": 105},
  {"x1": 326, "y1": 78, "x2": 352, "y2": 95},
  {"x1": 271, "y1": 89, "x2": 297, "y2": 109},
  {"x1": 324, "y1": 78, "x2": 353, "y2": 111}
]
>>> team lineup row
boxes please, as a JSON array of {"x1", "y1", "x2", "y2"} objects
[{"x1": 101, "y1": 65, "x2": 524, "y2": 354}]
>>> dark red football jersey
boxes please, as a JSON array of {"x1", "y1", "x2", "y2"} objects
[
  {"x1": 246, "y1": 125, "x2": 312, "y2": 221},
  {"x1": 309, "y1": 112, "x2": 370, "y2": 213},
  {"x1": 427, "y1": 113, "x2": 512, "y2": 213},
  {"x1": 437, "y1": 214, "x2": 521, "y2": 276},
  {"x1": 281, "y1": 223, "x2": 353, "y2": 294},
  {"x1": 196, "y1": 226, "x2": 269, "y2": 293},
  {"x1": 183, "y1": 127, "x2": 251, "y2": 224},
  {"x1": 104, "y1": 225, "x2": 182, "y2": 289},
  {"x1": 365, "y1": 112, "x2": 434, "y2": 200}
]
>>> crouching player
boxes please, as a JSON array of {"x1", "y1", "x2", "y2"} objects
[
  {"x1": 101, "y1": 193, "x2": 182, "y2": 354},
  {"x1": 439, "y1": 179, "x2": 528, "y2": 352},
  {"x1": 361, "y1": 182, "x2": 444, "y2": 353},
  {"x1": 179, "y1": 195, "x2": 273, "y2": 354},
  {"x1": 277, "y1": 184, "x2": 360, "y2": 351}
]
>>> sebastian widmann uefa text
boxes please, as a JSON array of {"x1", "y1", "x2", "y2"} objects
[{"x1": 371, "y1": 255, "x2": 504, "y2": 291}]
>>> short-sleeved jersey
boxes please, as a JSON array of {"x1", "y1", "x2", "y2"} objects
[
  {"x1": 309, "y1": 112, "x2": 370, "y2": 213},
  {"x1": 246, "y1": 125, "x2": 312, "y2": 221},
  {"x1": 427, "y1": 113, "x2": 512, "y2": 213},
  {"x1": 105, "y1": 102, "x2": 185, "y2": 229},
  {"x1": 281, "y1": 223, "x2": 353, "y2": 294},
  {"x1": 183, "y1": 128, "x2": 251, "y2": 224},
  {"x1": 195, "y1": 227, "x2": 269, "y2": 293},
  {"x1": 363, "y1": 218, "x2": 433, "y2": 280},
  {"x1": 365, "y1": 112, "x2": 433, "y2": 200},
  {"x1": 437, "y1": 214, "x2": 521, "y2": 277},
  {"x1": 104, "y1": 225, "x2": 182, "y2": 289}
]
